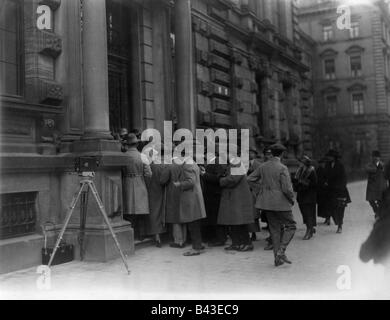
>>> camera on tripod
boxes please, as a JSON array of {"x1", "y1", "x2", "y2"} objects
[{"x1": 74, "y1": 156, "x2": 101, "y2": 175}]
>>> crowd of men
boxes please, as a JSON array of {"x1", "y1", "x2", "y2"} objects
[{"x1": 113, "y1": 128, "x2": 390, "y2": 267}]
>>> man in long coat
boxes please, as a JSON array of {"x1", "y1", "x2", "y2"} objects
[
  {"x1": 325, "y1": 149, "x2": 351, "y2": 233},
  {"x1": 247, "y1": 148, "x2": 263, "y2": 241},
  {"x1": 218, "y1": 156, "x2": 254, "y2": 251},
  {"x1": 160, "y1": 160, "x2": 187, "y2": 248},
  {"x1": 248, "y1": 143, "x2": 296, "y2": 266},
  {"x1": 365, "y1": 150, "x2": 386, "y2": 218},
  {"x1": 174, "y1": 157, "x2": 207, "y2": 256},
  {"x1": 201, "y1": 156, "x2": 227, "y2": 246},
  {"x1": 123, "y1": 133, "x2": 152, "y2": 239}
]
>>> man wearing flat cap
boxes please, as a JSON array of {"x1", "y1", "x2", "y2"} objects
[
  {"x1": 248, "y1": 143, "x2": 296, "y2": 266},
  {"x1": 365, "y1": 150, "x2": 386, "y2": 219}
]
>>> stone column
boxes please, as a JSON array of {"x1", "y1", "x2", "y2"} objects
[
  {"x1": 175, "y1": 0, "x2": 195, "y2": 131},
  {"x1": 82, "y1": 0, "x2": 112, "y2": 140}
]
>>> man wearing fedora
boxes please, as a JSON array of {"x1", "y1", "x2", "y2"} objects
[
  {"x1": 325, "y1": 149, "x2": 351, "y2": 233},
  {"x1": 248, "y1": 143, "x2": 296, "y2": 266},
  {"x1": 293, "y1": 155, "x2": 318, "y2": 240},
  {"x1": 365, "y1": 150, "x2": 387, "y2": 219},
  {"x1": 122, "y1": 133, "x2": 152, "y2": 239}
]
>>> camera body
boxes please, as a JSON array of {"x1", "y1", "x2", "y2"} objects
[{"x1": 74, "y1": 156, "x2": 100, "y2": 173}]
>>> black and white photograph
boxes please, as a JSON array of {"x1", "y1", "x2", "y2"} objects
[{"x1": 1, "y1": 0, "x2": 390, "y2": 302}]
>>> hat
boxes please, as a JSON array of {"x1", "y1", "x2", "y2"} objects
[
  {"x1": 125, "y1": 133, "x2": 139, "y2": 146},
  {"x1": 269, "y1": 143, "x2": 287, "y2": 152},
  {"x1": 372, "y1": 150, "x2": 381, "y2": 157},
  {"x1": 263, "y1": 147, "x2": 272, "y2": 155},
  {"x1": 326, "y1": 149, "x2": 341, "y2": 159},
  {"x1": 119, "y1": 128, "x2": 128, "y2": 136},
  {"x1": 300, "y1": 155, "x2": 312, "y2": 165}
]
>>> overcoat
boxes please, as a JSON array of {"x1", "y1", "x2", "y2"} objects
[
  {"x1": 177, "y1": 162, "x2": 207, "y2": 223},
  {"x1": 247, "y1": 157, "x2": 294, "y2": 211},
  {"x1": 123, "y1": 146, "x2": 152, "y2": 215},
  {"x1": 160, "y1": 163, "x2": 182, "y2": 224},
  {"x1": 316, "y1": 166, "x2": 330, "y2": 218},
  {"x1": 201, "y1": 163, "x2": 226, "y2": 226},
  {"x1": 325, "y1": 160, "x2": 351, "y2": 204},
  {"x1": 144, "y1": 163, "x2": 167, "y2": 235},
  {"x1": 218, "y1": 164, "x2": 254, "y2": 225},
  {"x1": 293, "y1": 165, "x2": 317, "y2": 204},
  {"x1": 365, "y1": 161, "x2": 387, "y2": 201}
]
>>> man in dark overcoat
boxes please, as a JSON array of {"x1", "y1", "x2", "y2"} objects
[
  {"x1": 248, "y1": 143, "x2": 296, "y2": 266},
  {"x1": 325, "y1": 149, "x2": 351, "y2": 233},
  {"x1": 201, "y1": 155, "x2": 227, "y2": 246},
  {"x1": 365, "y1": 150, "x2": 387, "y2": 218}
]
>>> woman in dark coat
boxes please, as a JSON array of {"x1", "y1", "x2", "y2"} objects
[
  {"x1": 325, "y1": 150, "x2": 351, "y2": 233},
  {"x1": 293, "y1": 156, "x2": 318, "y2": 240},
  {"x1": 218, "y1": 157, "x2": 254, "y2": 251}
]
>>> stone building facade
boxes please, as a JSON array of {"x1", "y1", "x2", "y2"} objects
[
  {"x1": 0, "y1": 0, "x2": 313, "y2": 273},
  {"x1": 298, "y1": 0, "x2": 390, "y2": 178}
]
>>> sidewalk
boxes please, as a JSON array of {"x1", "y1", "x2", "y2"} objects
[{"x1": 1, "y1": 181, "x2": 389, "y2": 299}]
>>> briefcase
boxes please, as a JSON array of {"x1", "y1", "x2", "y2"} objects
[{"x1": 41, "y1": 222, "x2": 74, "y2": 266}]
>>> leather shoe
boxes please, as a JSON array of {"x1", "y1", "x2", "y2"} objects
[
  {"x1": 264, "y1": 243, "x2": 273, "y2": 250},
  {"x1": 336, "y1": 226, "x2": 342, "y2": 233},
  {"x1": 280, "y1": 254, "x2": 292, "y2": 264},
  {"x1": 224, "y1": 245, "x2": 240, "y2": 251},
  {"x1": 238, "y1": 244, "x2": 254, "y2": 252},
  {"x1": 274, "y1": 256, "x2": 285, "y2": 267}
]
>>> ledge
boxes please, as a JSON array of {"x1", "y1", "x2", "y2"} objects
[{"x1": 1, "y1": 96, "x2": 63, "y2": 115}]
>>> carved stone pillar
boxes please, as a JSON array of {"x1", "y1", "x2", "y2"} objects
[
  {"x1": 81, "y1": 0, "x2": 112, "y2": 140},
  {"x1": 175, "y1": 0, "x2": 195, "y2": 131}
]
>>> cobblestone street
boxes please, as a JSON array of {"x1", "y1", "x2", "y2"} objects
[{"x1": 1, "y1": 181, "x2": 389, "y2": 300}]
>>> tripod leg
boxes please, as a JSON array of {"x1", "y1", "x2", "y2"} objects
[
  {"x1": 88, "y1": 181, "x2": 130, "y2": 274},
  {"x1": 78, "y1": 186, "x2": 89, "y2": 261},
  {"x1": 47, "y1": 182, "x2": 85, "y2": 268}
]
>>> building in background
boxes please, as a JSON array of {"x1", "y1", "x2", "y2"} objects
[
  {"x1": 298, "y1": 0, "x2": 390, "y2": 178},
  {"x1": 0, "y1": 0, "x2": 313, "y2": 273}
]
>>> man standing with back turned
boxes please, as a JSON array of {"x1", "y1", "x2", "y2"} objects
[{"x1": 249, "y1": 143, "x2": 296, "y2": 266}]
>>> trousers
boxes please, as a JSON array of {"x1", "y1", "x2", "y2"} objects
[
  {"x1": 265, "y1": 210, "x2": 296, "y2": 257},
  {"x1": 172, "y1": 223, "x2": 187, "y2": 245},
  {"x1": 187, "y1": 220, "x2": 203, "y2": 250}
]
